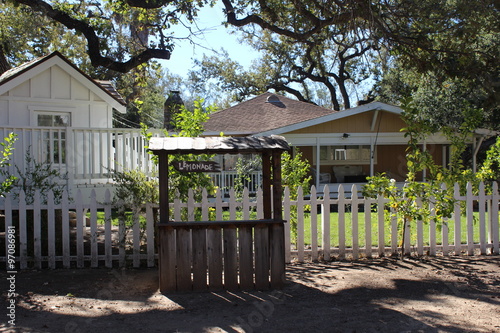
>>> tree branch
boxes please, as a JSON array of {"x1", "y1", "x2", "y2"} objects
[{"x1": 14, "y1": 0, "x2": 171, "y2": 73}]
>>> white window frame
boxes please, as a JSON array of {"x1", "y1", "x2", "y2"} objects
[{"x1": 29, "y1": 107, "x2": 73, "y2": 165}]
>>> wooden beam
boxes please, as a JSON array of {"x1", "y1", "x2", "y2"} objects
[
  {"x1": 370, "y1": 109, "x2": 379, "y2": 131},
  {"x1": 272, "y1": 151, "x2": 283, "y2": 221},
  {"x1": 262, "y1": 151, "x2": 272, "y2": 219},
  {"x1": 158, "y1": 152, "x2": 169, "y2": 224}
]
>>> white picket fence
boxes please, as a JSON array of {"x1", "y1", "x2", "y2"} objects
[{"x1": 1, "y1": 182, "x2": 499, "y2": 269}]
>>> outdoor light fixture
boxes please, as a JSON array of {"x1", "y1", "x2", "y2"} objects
[{"x1": 342, "y1": 133, "x2": 350, "y2": 139}]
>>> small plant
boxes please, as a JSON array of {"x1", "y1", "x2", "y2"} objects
[
  {"x1": 112, "y1": 168, "x2": 159, "y2": 210},
  {"x1": 0, "y1": 133, "x2": 17, "y2": 197},
  {"x1": 363, "y1": 99, "x2": 482, "y2": 259},
  {"x1": 13, "y1": 148, "x2": 69, "y2": 204},
  {"x1": 234, "y1": 155, "x2": 262, "y2": 195}
]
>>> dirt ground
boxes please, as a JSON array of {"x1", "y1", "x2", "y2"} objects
[{"x1": 1, "y1": 255, "x2": 499, "y2": 333}]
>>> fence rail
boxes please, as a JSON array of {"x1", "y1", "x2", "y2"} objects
[{"x1": 1, "y1": 182, "x2": 499, "y2": 269}]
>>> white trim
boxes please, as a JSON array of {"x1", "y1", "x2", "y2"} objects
[
  {"x1": 0, "y1": 55, "x2": 126, "y2": 113},
  {"x1": 29, "y1": 105, "x2": 75, "y2": 126}
]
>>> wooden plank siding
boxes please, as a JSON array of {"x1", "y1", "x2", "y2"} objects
[{"x1": 287, "y1": 111, "x2": 406, "y2": 134}]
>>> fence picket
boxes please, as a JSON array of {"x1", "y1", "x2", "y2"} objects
[
  {"x1": 338, "y1": 185, "x2": 346, "y2": 259},
  {"x1": 4, "y1": 194, "x2": 12, "y2": 269},
  {"x1": 351, "y1": 184, "x2": 359, "y2": 259},
  {"x1": 391, "y1": 207, "x2": 398, "y2": 255},
  {"x1": 75, "y1": 190, "x2": 84, "y2": 268},
  {"x1": 377, "y1": 194, "x2": 385, "y2": 257},
  {"x1": 364, "y1": 197, "x2": 372, "y2": 258},
  {"x1": 441, "y1": 184, "x2": 449, "y2": 255},
  {"x1": 187, "y1": 189, "x2": 195, "y2": 221},
  {"x1": 310, "y1": 186, "x2": 318, "y2": 261},
  {"x1": 283, "y1": 186, "x2": 291, "y2": 263},
  {"x1": 415, "y1": 216, "x2": 423, "y2": 256},
  {"x1": 47, "y1": 191, "x2": 56, "y2": 269},
  {"x1": 322, "y1": 184, "x2": 331, "y2": 261},
  {"x1": 1, "y1": 182, "x2": 499, "y2": 269},
  {"x1": 61, "y1": 190, "x2": 70, "y2": 268},
  {"x1": 296, "y1": 186, "x2": 305, "y2": 262},
  {"x1": 256, "y1": 188, "x2": 263, "y2": 220},
  {"x1": 33, "y1": 190, "x2": 42, "y2": 269},
  {"x1": 478, "y1": 182, "x2": 486, "y2": 254},
  {"x1": 90, "y1": 190, "x2": 98, "y2": 268},
  {"x1": 174, "y1": 194, "x2": 181, "y2": 221},
  {"x1": 146, "y1": 205, "x2": 155, "y2": 267},
  {"x1": 466, "y1": 182, "x2": 474, "y2": 255},
  {"x1": 19, "y1": 191, "x2": 27, "y2": 269},
  {"x1": 429, "y1": 200, "x2": 436, "y2": 256},
  {"x1": 104, "y1": 190, "x2": 112, "y2": 268},
  {"x1": 454, "y1": 183, "x2": 462, "y2": 255},
  {"x1": 492, "y1": 182, "x2": 499, "y2": 255},
  {"x1": 132, "y1": 207, "x2": 140, "y2": 268}
]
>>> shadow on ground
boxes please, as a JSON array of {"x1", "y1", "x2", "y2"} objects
[{"x1": 1, "y1": 256, "x2": 499, "y2": 333}]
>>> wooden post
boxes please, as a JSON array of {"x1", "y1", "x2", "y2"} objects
[
  {"x1": 272, "y1": 151, "x2": 283, "y2": 221},
  {"x1": 158, "y1": 152, "x2": 170, "y2": 224},
  {"x1": 262, "y1": 151, "x2": 272, "y2": 219},
  {"x1": 159, "y1": 226, "x2": 176, "y2": 293},
  {"x1": 192, "y1": 227, "x2": 208, "y2": 291}
]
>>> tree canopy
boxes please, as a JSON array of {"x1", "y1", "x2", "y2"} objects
[{"x1": 1, "y1": 0, "x2": 498, "y2": 124}]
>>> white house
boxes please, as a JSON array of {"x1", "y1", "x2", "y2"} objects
[{"x1": 0, "y1": 52, "x2": 156, "y2": 199}]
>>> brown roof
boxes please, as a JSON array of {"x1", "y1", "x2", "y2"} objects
[
  {"x1": 95, "y1": 80, "x2": 126, "y2": 105},
  {"x1": 203, "y1": 92, "x2": 337, "y2": 135}
]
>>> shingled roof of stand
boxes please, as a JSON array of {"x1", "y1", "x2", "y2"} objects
[{"x1": 203, "y1": 92, "x2": 337, "y2": 135}]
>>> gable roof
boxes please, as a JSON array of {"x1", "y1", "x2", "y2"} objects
[
  {"x1": 257, "y1": 101, "x2": 403, "y2": 136},
  {"x1": 203, "y1": 92, "x2": 403, "y2": 136},
  {"x1": 203, "y1": 92, "x2": 337, "y2": 135},
  {"x1": 0, "y1": 51, "x2": 126, "y2": 112}
]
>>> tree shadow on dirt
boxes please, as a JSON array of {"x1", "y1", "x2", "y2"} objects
[{"x1": 2, "y1": 256, "x2": 499, "y2": 333}]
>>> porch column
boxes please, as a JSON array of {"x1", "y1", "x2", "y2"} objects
[
  {"x1": 315, "y1": 137, "x2": 320, "y2": 188},
  {"x1": 422, "y1": 141, "x2": 427, "y2": 180},
  {"x1": 370, "y1": 137, "x2": 375, "y2": 177}
]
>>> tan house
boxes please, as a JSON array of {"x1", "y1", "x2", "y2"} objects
[{"x1": 203, "y1": 92, "x2": 487, "y2": 191}]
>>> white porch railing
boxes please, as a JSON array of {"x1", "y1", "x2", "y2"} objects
[
  {"x1": 0, "y1": 126, "x2": 163, "y2": 183},
  {"x1": 210, "y1": 171, "x2": 262, "y2": 193},
  {"x1": 1, "y1": 182, "x2": 498, "y2": 269}
]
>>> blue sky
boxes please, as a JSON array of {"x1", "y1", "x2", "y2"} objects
[{"x1": 161, "y1": 4, "x2": 257, "y2": 77}]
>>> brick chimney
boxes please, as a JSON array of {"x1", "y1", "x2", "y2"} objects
[{"x1": 163, "y1": 90, "x2": 184, "y2": 130}]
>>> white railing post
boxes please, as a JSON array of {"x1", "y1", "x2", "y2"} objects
[{"x1": 491, "y1": 182, "x2": 499, "y2": 254}]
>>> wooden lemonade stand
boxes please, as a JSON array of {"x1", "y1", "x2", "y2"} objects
[{"x1": 149, "y1": 135, "x2": 290, "y2": 293}]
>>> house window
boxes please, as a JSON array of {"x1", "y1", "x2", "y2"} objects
[
  {"x1": 37, "y1": 112, "x2": 70, "y2": 164},
  {"x1": 319, "y1": 145, "x2": 374, "y2": 165}
]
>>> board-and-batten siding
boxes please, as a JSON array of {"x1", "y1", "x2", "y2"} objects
[
  {"x1": 287, "y1": 110, "x2": 406, "y2": 134},
  {"x1": 1, "y1": 65, "x2": 113, "y2": 128}
]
